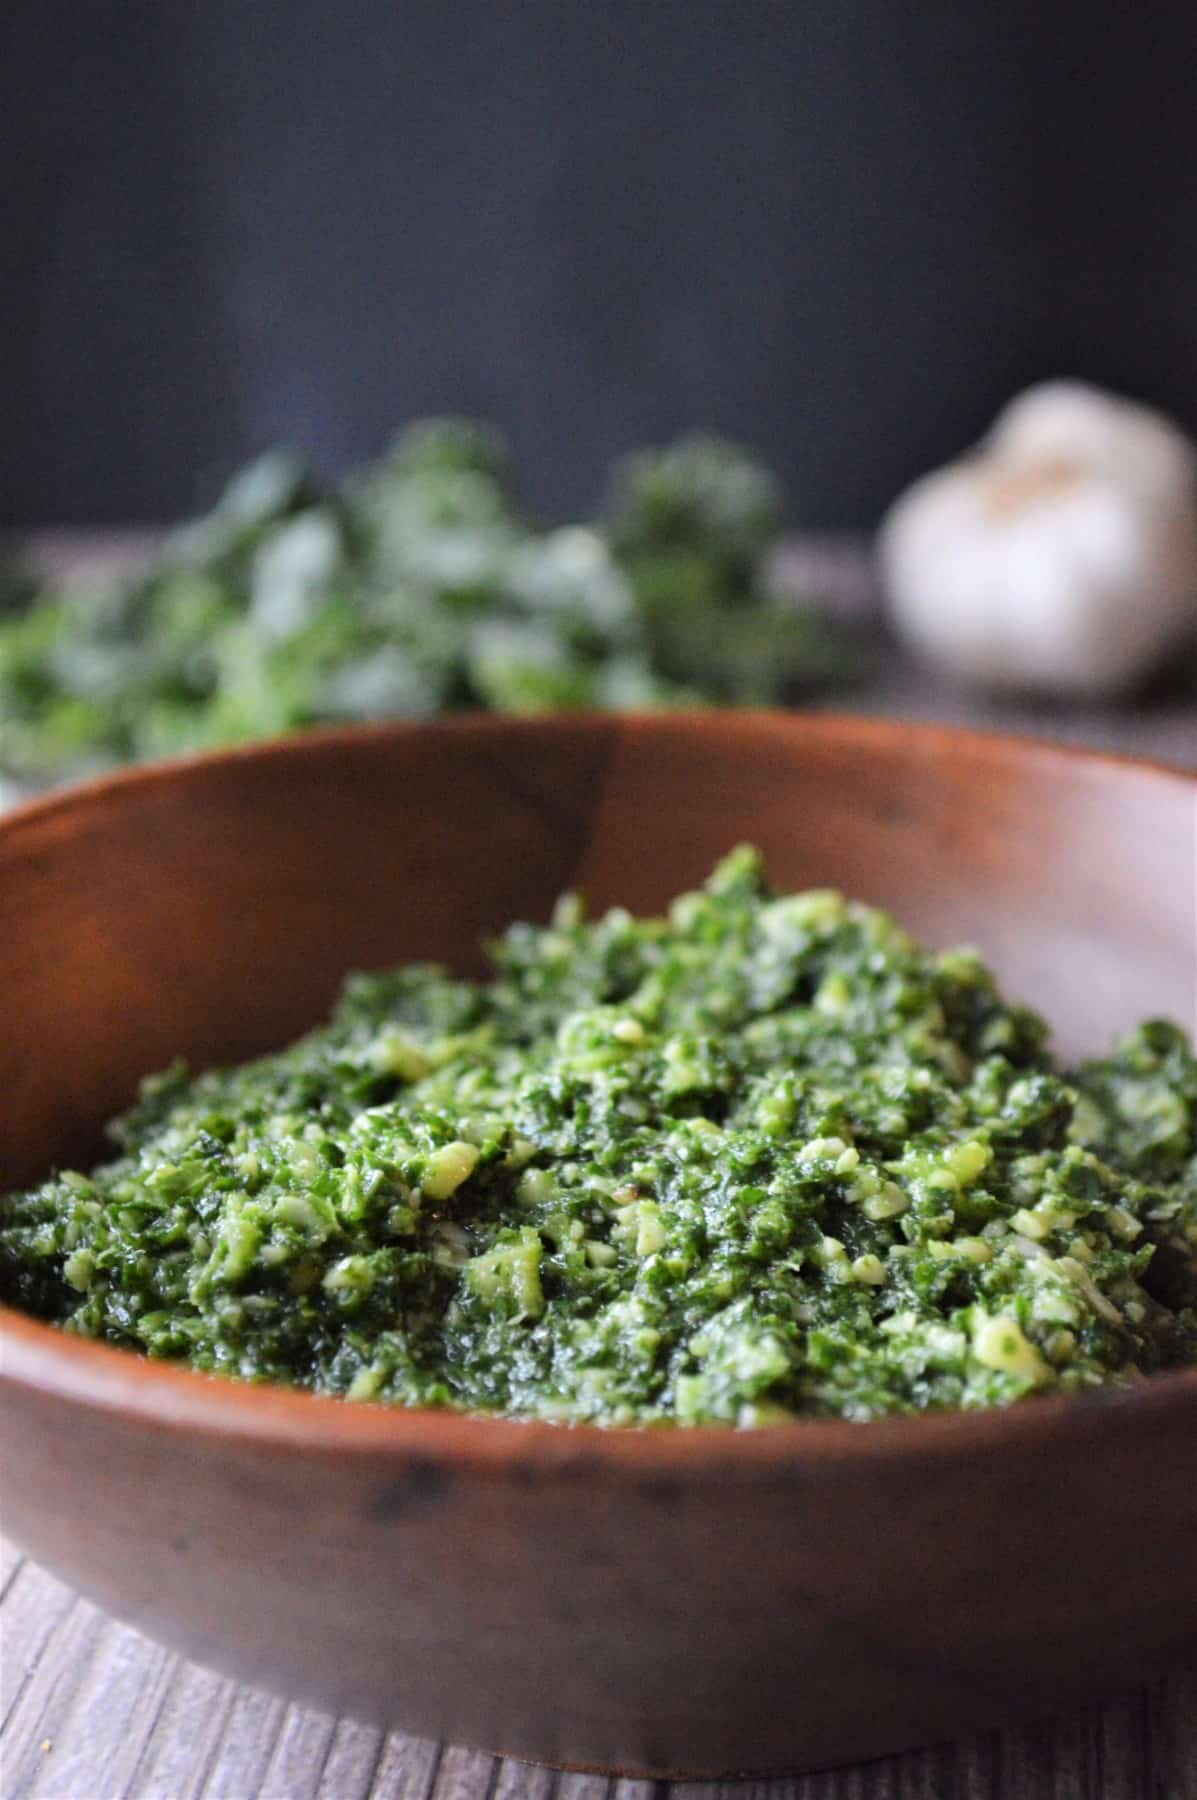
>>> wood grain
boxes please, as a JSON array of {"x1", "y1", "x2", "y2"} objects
[{"x1": 2, "y1": 1538, "x2": 1195, "y2": 1798}]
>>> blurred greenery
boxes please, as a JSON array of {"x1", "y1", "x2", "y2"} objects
[{"x1": 0, "y1": 422, "x2": 858, "y2": 784}]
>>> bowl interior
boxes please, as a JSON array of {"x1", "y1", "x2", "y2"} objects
[
  {"x1": 1, "y1": 712, "x2": 1193, "y2": 1190},
  {"x1": 2, "y1": 712, "x2": 1196, "y2": 1776}
]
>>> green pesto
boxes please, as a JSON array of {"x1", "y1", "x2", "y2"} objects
[{"x1": 3, "y1": 849, "x2": 1196, "y2": 1425}]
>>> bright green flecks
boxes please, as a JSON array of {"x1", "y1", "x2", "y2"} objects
[{"x1": 2, "y1": 848, "x2": 1195, "y2": 1424}]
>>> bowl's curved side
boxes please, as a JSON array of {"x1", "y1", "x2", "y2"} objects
[
  {"x1": 1, "y1": 712, "x2": 1196, "y2": 1773},
  {"x1": 3, "y1": 1323, "x2": 1197, "y2": 1774}
]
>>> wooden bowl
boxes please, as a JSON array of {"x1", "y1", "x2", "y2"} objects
[{"x1": 1, "y1": 713, "x2": 1195, "y2": 1778}]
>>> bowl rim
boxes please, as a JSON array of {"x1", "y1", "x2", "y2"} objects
[
  {"x1": 3, "y1": 708, "x2": 1196, "y2": 1473},
  {"x1": 2, "y1": 705, "x2": 1197, "y2": 838}
]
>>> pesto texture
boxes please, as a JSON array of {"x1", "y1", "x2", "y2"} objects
[{"x1": 3, "y1": 849, "x2": 1196, "y2": 1424}]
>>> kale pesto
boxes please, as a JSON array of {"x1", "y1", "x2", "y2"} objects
[{"x1": 3, "y1": 849, "x2": 1196, "y2": 1425}]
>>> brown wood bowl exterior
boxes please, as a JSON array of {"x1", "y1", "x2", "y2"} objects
[{"x1": 1, "y1": 713, "x2": 1195, "y2": 1778}]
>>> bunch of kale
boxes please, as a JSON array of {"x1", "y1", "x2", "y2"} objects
[{"x1": 0, "y1": 421, "x2": 851, "y2": 784}]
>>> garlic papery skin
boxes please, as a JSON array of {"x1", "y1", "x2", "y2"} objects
[
  {"x1": 880, "y1": 383, "x2": 1197, "y2": 698},
  {"x1": 990, "y1": 382, "x2": 1197, "y2": 510}
]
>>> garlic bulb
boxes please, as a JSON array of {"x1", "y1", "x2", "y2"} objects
[{"x1": 879, "y1": 382, "x2": 1197, "y2": 697}]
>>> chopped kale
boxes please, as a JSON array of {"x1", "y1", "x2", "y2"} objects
[{"x1": 3, "y1": 851, "x2": 1194, "y2": 1424}]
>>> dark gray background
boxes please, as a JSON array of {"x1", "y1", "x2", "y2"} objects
[{"x1": 3, "y1": 1, "x2": 1195, "y2": 529}]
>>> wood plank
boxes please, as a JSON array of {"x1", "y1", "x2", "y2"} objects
[
  {"x1": 253, "y1": 1700, "x2": 339, "y2": 1799},
  {"x1": 124, "y1": 1661, "x2": 234, "y2": 1800},
  {"x1": 192, "y1": 1686, "x2": 287, "y2": 1800},
  {"x1": 430, "y1": 1743, "x2": 496, "y2": 1800},
  {"x1": 0, "y1": 1565, "x2": 86, "y2": 1735},
  {"x1": 555, "y1": 1773, "x2": 612, "y2": 1800},
  {"x1": 314, "y1": 1717, "x2": 386, "y2": 1800},
  {"x1": 0, "y1": 1593, "x2": 108, "y2": 1793},
  {"x1": 2, "y1": 1563, "x2": 1197, "y2": 1796},
  {"x1": 364, "y1": 1733, "x2": 443, "y2": 1799},
  {"x1": 18, "y1": 1615, "x2": 177, "y2": 1800},
  {"x1": 492, "y1": 1759, "x2": 555, "y2": 1800}
]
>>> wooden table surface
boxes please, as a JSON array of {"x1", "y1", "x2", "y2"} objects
[{"x1": 2, "y1": 534, "x2": 1196, "y2": 1799}]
